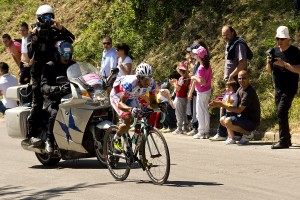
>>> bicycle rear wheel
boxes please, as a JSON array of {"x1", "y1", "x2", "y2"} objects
[
  {"x1": 103, "y1": 126, "x2": 130, "y2": 181},
  {"x1": 142, "y1": 128, "x2": 170, "y2": 185}
]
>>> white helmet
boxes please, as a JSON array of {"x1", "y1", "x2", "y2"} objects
[
  {"x1": 136, "y1": 62, "x2": 153, "y2": 77},
  {"x1": 36, "y1": 5, "x2": 54, "y2": 16}
]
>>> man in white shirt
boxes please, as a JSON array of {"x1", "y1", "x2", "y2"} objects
[
  {"x1": 0, "y1": 62, "x2": 18, "y2": 114},
  {"x1": 100, "y1": 36, "x2": 118, "y2": 78},
  {"x1": 19, "y1": 22, "x2": 31, "y2": 84}
]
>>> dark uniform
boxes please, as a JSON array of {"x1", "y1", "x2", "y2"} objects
[
  {"x1": 40, "y1": 60, "x2": 76, "y2": 138},
  {"x1": 27, "y1": 26, "x2": 74, "y2": 139}
]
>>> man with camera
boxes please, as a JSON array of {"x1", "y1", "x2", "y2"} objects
[
  {"x1": 25, "y1": 4, "x2": 75, "y2": 145},
  {"x1": 266, "y1": 26, "x2": 300, "y2": 149}
]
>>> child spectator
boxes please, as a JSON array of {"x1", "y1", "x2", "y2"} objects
[
  {"x1": 170, "y1": 62, "x2": 190, "y2": 135},
  {"x1": 220, "y1": 81, "x2": 239, "y2": 144},
  {"x1": 189, "y1": 46, "x2": 212, "y2": 139},
  {"x1": 158, "y1": 81, "x2": 177, "y2": 133}
]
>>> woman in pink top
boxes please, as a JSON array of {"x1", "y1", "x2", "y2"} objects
[
  {"x1": 2, "y1": 34, "x2": 21, "y2": 67},
  {"x1": 189, "y1": 46, "x2": 212, "y2": 139}
]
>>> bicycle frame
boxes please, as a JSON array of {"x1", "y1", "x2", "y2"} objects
[{"x1": 122, "y1": 109, "x2": 166, "y2": 168}]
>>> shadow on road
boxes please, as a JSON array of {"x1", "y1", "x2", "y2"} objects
[
  {"x1": 0, "y1": 182, "x2": 118, "y2": 200},
  {"x1": 134, "y1": 180, "x2": 223, "y2": 187},
  {"x1": 30, "y1": 159, "x2": 105, "y2": 170}
]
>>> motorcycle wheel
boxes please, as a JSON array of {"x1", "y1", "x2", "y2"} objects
[{"x1": 35, "y1": 153, "x2": 61, "y2": 166}]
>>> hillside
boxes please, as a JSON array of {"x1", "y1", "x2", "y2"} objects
[{"x1": 1, "y1": 0, "x2": 300, "y2": 133}]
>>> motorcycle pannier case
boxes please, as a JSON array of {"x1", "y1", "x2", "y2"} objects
[{"x1": 5, "y1": 107, "x2": 31, "y2": 139}]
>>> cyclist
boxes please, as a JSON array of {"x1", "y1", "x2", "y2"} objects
[{"x1": 110, "y1": 62, "x2": 158, "y2": 153}]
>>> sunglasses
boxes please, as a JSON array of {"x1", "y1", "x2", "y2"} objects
[
  {"x1": 276, "y1": 38, "x2": 286, "y2": 41},
  {"x1": 61, "y1": 53, "x2": 72, "y2": 57},
  {"x1": 103, "y1": 42, "x2": 111, "y2": 45},
  {"x1": 238, "y1": 77, "x2": 247, "y2": 81}
]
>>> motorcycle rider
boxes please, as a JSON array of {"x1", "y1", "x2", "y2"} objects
[
  {"x1": 25, "y1": 4, "x2": 75, "y2": 145},
  {"x1": 110, "y1": 63, "x2": 159, "y2": 153},
  {"x1": 40, "y1": 41, "x2": 76, "y2": 154}
]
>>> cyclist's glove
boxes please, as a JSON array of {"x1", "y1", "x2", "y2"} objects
[
  {"x1": 141, "y1": 105, "x2": 153, "y2": 117},
  {"x1": 131, "y1": 107, "x2": 139, "y2": 118},
  {"x1": 49, "y1": 86, "x2": 61, "y2": 95}
]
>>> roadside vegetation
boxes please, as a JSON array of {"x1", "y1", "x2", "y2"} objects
[{"x1": 1, "y1": 0, "x2": 300, "y2": 133}]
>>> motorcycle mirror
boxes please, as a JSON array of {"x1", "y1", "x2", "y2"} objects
[{"x1": 56, "y1": 76, "x2": 69, "y2": 85}]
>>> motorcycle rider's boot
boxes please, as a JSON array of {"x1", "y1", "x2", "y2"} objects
[{"x1": 45, "y1": 137, "x2": 54, "y2": 155}]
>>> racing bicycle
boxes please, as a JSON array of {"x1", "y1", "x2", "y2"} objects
[{"x1": 103, "y1": 106, "x2": 170, "y2": 185}]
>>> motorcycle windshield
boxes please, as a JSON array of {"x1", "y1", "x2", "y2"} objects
[{"x1": 67, "y1": 62, "x2": 103, "y2": 90}]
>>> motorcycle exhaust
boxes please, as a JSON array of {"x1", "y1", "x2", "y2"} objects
[{"x1": 21, "y1": 141, "x2": 45, "y2": 154}]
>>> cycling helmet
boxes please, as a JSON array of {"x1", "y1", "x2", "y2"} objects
[{"x1": 136, "y1": 62, "x2": 153, "y2": 78}]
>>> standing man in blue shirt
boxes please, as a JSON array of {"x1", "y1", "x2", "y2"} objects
[{"x1": 100, "y1": 36, "x2": 118, "y2": 78}]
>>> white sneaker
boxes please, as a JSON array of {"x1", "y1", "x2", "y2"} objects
[
  {"x1": 160, "y1": 127, "x2": 167, "y2": 132},
  {"x1": 224, "y1": 137, "x2": 236, "y2": 145},
  {"x1": 209, "y1": 134, "x2": 227, "y2": 141},
  {"x1": 238, "y1": 132, "x2": 254, "y2": 145},
  {"x1": 186, "y1": 130, "x2": 196, "y2": 136},
  {"x1": 193, "y1": 133, "x2": 205, "y2": 139},
  {"x1": 172, "y1": 129, "x2": 183, "y2": 135}
]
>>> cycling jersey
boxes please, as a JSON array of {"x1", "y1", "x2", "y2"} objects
[{"x1": 110, "y1": 75, "x2": 156, "y2": 117}]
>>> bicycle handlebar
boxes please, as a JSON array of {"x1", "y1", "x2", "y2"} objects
[{"x1": 130, "y1": 108, "x2": 166, "y2": 128}]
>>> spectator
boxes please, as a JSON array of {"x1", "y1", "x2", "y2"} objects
[
  {"x1": 116, "y1": 43, "x2": 133, "y2": 77},
  {"x1": 19, "y1": 22, "x2": 31, "y2": 84},
  {"x1": 157, "y1": 81, "x2": 177, "y2": 132},
  {"x1": 169, "y1": 62, "x2": 190, "y2": 135},
  {"x1": 100, "y1": 36, "x2": 118, "y2": 78},
  {"x1": 220, "y1": 81, "x2": 238, "y2": 142},
  {"x1": 210, "y1": 25, "x2": 252, "y2": 141},
  {"x1": 266, "y1": 26, "x2": 300, "y2": 149},
  {"x1": 189, "y1": 46, "x2": 212, "y2": 139},
  {"x1": 2, "y1": 34, "x2": 21, "y2": 68},
  {"x1": 220, "y1": 81, "x2": 238, "y2": 119},
  {"x1": 209, "y1": 70, "x2": 261, "y2": 145},
  {"x1": 0, "y1": 62, "x2": 18, "y2": 115},
  {"x1": 186, "y1": 40, "x2": 210, "y2": 136}
]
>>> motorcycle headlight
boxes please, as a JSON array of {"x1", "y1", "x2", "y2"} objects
[{"x1": 92, "y1": 90, "x2": 110, "y2": 107}]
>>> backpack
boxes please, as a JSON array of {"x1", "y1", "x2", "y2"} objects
[{"x1": 227, "y1": 37, "x2": 253, "y2": 60}]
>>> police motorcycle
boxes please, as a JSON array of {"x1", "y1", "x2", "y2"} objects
[{"x1": 5, "y1": 62, "x2": 118, "y2": 166}]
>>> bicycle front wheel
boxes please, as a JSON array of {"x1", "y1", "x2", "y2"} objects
[
  {"x1": 142, "y1": 128, "x2": 170, "y2": 185},
  {"x1": 103, "y1": 126, "x2": 130, "y2": 181}
]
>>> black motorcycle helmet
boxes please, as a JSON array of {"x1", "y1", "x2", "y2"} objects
[{"x1": 55, "y1": 41, "x2": 73, "y2": 64}]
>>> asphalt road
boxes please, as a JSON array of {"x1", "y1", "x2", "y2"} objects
[{"x1": 1, "y1": 118, "x2": 300, "y2": 200}]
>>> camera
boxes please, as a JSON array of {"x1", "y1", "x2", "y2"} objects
[
  {"x1": 31, "y1": 23, "x2": 51, "y2": 39},
  {"x1": 266, "y1": 47, "x2": 276, "y2": 63}
]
